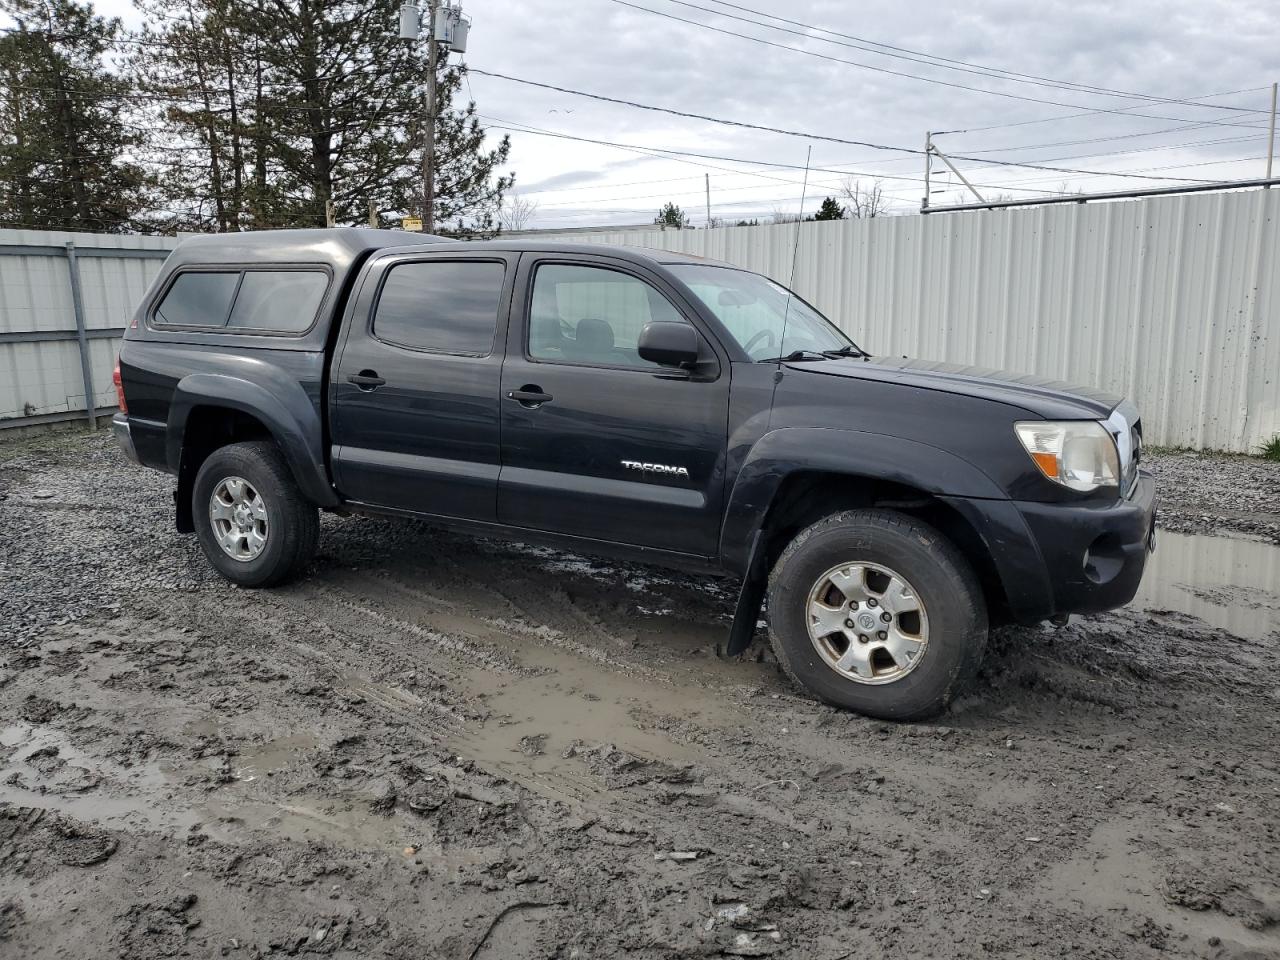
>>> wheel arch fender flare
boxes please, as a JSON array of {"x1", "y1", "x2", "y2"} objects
[
  {"x1": 720, "y1": 427, "x2": 1008, "y2": 572},
  {"x1": 721, "y1": 428, "x2": 1007, "y2": 654},
  {"x1": 167, "y1": 372, "x2": 338, "y2": 509}
]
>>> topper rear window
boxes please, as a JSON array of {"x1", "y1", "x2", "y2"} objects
[{"x1": 152, "y1": 269, "x2": 329, "y2": 334}]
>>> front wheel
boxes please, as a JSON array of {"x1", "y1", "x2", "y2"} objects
[
  {"x1": 192, "y1": 441, "x2": 319, "y2": 587},
  {"x1": 766, "y1": 509, "x2": 987, "y2": 720}
]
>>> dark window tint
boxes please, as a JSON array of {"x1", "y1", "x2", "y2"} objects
[
  {"x1": 227, "y1": 271, "x2": 328, "y2": 333},
  {"x1": 154, "y1": 272, "x2": 239, "y2": 327},
  {"x1": 374, "y1": 260, "x2": 505, "y2": 354}
]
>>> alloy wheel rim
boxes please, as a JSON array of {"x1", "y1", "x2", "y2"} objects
[
  {"x1": 805, "y1": 561, "x2": 929, "y2": 684},
  {"x1": 209, "y1": 476, "x2": 268, "y2": 562}
]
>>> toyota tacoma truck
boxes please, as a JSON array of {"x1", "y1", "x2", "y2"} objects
[{"x1": 112, "y1": 228, "x2": 1156, "y2": 720}]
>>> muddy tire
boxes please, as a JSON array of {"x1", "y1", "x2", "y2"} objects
[
  {"x1": 192, "y1": 440, "x2": 319, "y2": 588},
  {"x1": 766, "y1": 509, "x2": 987, "y2": 721}
]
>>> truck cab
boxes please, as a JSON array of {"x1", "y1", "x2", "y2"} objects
[{"x1": 115, "y1": 228, "x2": 1156, "y2": 720}]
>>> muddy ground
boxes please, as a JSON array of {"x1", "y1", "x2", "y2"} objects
[{"x1": 1, "y1": 431, "x2": 1278, "y2": 960}]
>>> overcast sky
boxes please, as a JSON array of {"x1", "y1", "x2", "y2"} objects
[{"x1": 39, "y1": 0, "x2": 1280, "y2": 227}]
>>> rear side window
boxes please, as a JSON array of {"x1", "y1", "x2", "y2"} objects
[
  {"x1": 374, "y1": 260, "x2": 505, "y2": 355},
  {"x1": 154, "y1": 272, "x2": 239, "y2": 327},
  {"x1": 153, "y1": 269, "x2": 329, "y2": 333},
  {"x1": 227, "y1": 272, "x2": 328, "y2": 333}
]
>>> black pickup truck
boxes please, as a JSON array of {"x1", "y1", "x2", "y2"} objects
[{"x1": 113, "y1": 228, "x2": 1156, "y2": 719}]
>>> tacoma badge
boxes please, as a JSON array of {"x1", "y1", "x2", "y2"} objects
[{"x1": 621, "y1": 460, "x2": 690, "y2": 478}]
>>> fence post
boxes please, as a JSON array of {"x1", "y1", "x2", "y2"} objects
[{"x1": 64, "y1": 241, "x2": 97, "y2": 431}]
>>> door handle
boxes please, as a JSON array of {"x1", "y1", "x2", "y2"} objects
[
  {"x1": 348, "y1": 370, "x2": 386, "y2": 391},
  {"x1": 507, "y1": 386, "x2": 553, "y2": 408}
]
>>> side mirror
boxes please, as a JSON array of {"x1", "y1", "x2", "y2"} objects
[{"x1": 638, "y1": 321, "x2": 700, "y2": 369}]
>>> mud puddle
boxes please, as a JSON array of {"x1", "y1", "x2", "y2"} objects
[
  {"x1": 446, "y1": 620, "x2": 768, "y2": 804},
  {"x1": 0, "y1": 722, "x2": 193, "y2": 834},
  {"x1": 1130, "y1": 529, "x2": 1280, "y2": 638}
]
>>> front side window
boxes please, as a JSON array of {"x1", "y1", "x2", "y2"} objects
[
  {"x1": 374, "y1": 260, "x2": 505, "y2": 355},
  {"x1": 667, "y1": 264, "x2": 854, "y2": 360},
  {"x1": 528, "y1": 263, "x2": 688, "y2": 369},
  {"x1": 154, "y1": 271, "x2": 239, "y2": 327}
]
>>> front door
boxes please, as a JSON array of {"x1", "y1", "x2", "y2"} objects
[
  {"x1": 331, "y1": 251, "x2": 516, "y2": 520},
  {"x1": 497, "y1": 256, "x2": 731, "y2": 556}
]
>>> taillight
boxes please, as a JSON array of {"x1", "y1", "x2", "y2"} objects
[{"x1": 113, "y1": 356, "x2": 127, "y2": 414}]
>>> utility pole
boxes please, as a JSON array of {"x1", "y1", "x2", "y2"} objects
[
  {"x1": 1267, "y1": 81, "x2": 1277, "y2": 183},
  {"x1": 368, "y1": 198, "x2": 378, "y2": 228},
  {"x1": 325, "y1": 198, "x2": 336, "y2": 228},
  {"x1": 400, "y1": 2, "x2": 468, "y2": 231},
  {"x1": 705, "y1": 173, "x2": 711, "y2": 228},
  {"x1": 921, "y1": 132, "x2": 932, "y2": 212},
  {"x1": 929, "y1": 143, "x2": 986, "y2": 204},
  {"x1": 422, "y1": 0, "x2": 440, "y2": 232}
]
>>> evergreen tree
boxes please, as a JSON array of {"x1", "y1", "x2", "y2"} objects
[
  {"x1": 654, "y1": 201, "x2": 688, "y2": 228},
  {"x1": 813, "y1": 196, "x2": 844, "y2": 221},
  {"x1": 0, "y1": 0, "x2": 152, "y2": 231},
  {"x1": 419, "y1": 52, "x2": 513, "y2": 236},
  {"x1": 130, "y1": 0, "x2": 512, "y2": 233},
  {"x1": 130, "y1": 0, "x2": 262, "y2": 232}
]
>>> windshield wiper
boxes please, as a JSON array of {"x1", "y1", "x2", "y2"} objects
[
  {"x1": 821, "y1": 345, "x2": 868, "y2": 359},
  {"x1": 757, "y1": 350, "x2": 831, "y2": 363}
]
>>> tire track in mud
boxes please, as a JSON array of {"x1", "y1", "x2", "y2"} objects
[
  {"x1": 419, "y1": 540, "x2": 717, "y2": 667},
  {"x1": 343, "y1": 560, "x2": 952, "y2": 844},
  {"x1": 293, "y1": 554, "x2": 816, "y2": 823},
  {"x1": 335, "y1": 565, "x2": 723, "y2": 809},
  {"x1": 131, "y1": 585, "x2": 472, "y2": 743},
  {"x1": 304, "y1": 549, "x2": 964, "y2": 837}
]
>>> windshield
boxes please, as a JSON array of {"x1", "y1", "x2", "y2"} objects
[{"x1": 667, "y1": 264, "x2": 857, "y2": 360}]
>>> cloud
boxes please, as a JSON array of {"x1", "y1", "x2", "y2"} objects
[{"x1": 52, "y1": 0, "x2": 1280, "y2": 228}]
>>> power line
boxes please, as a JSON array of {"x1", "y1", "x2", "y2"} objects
[
  {"x1": 957, "y1": 122, "x2": 1269, "y2": 156},
  {"x1": 701, "y1": 0, "x2": 1269, "y2": 113},
  {"x1": 484, "y1": 116, "x2": 1065, "y2": 195},
  {"x1": 646, "y1": 0, "x2": 1260, "y2": 113},
  {"x1": 943, "y1": 85, "x2": 1270, "y2": 137},
  {"x1": 604, "y1": 0, "x2": 1270, "y2": 131},
  {"x1": 470, "y1": 70, "x2": 1219, "y2": 182}
]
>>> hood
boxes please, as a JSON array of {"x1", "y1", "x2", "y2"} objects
[{"x1": 793, "y1": 356, "x2": 1121, "y2": 421}]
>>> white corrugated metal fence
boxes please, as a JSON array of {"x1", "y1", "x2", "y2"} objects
[
  {"x1": 536, "y1": 188, "x2": 1279, "y2": 453},
  {"x1": 0, "y1": 229, "x2": 176, "y2": 428},
  {"x1": 1, "y1": 189, "x2": 1276, "y2": 449}
]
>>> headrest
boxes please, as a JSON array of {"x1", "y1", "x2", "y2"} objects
[{"x1": 574, "y1": 317, "x2": 614, "y2": 355}]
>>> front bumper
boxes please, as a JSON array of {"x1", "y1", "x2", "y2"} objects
[
  {"x1": 1013, "y1": 471, "x2": 1156, "y2": 617},
  {"x1": 944, "y1": 471, "x2": 1157, "y2": 623},
  {"x1": 112, "y1": 412, "x2": 140, "y2": 465}
]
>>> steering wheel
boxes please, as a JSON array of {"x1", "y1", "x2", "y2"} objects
[{"x1": 743, "y1": 328, "x2": 776, "y2": 357}]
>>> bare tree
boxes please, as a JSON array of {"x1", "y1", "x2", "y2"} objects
[
  {"x1": 841, "y1": 178, "x2": 889, "y2": 219},
  {"x1": 770, "y1": 207, "x2": 803, "y2": 224},
  {"x1": 499, "y1": 193, "x2": 538, "y2": 232}
]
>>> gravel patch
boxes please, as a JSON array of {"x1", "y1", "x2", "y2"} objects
[{"x1": 1145, "y1": 449, "x2": 1280, "y2": 544}]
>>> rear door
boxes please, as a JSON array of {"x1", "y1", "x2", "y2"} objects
[
  {"x1": 330, "y1": 250, "x2": 516, "y2": 520},
  {"x1": 497, "y1": 254, "x2": 731, "y2": 556}
]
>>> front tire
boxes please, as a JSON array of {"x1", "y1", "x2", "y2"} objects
[
  {"x1": 766, "y1": 509, "x2": 987, "y2": 720},
  {"x1": 192, "y1": 441, "x2": 319, "y2": 587}
]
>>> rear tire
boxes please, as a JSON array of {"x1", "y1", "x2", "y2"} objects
[
  {"x1": 766, "y1": 509, "x2": 987, "y2": 720},
  {"x1": 192, "y1": 441, "x2": 319, "y2": 587}
]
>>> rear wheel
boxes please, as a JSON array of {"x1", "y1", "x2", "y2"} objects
[
  {"x1": 766, "y1": 509, "x2": 987, "y2": 720},
  {"x1": 192, "y1": 441, "x2": 319, "y2": 587}
]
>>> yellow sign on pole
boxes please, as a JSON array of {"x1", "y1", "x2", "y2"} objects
[{"x1": 401, "y1": 217, "x2": 423, "y2": 232}]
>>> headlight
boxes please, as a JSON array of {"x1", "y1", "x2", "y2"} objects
[{"x1": 1014, "y1": 421, "x2": 1120, "y2": 492}]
